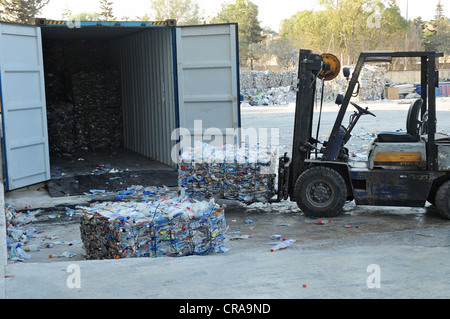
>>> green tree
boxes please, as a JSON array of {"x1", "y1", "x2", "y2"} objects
[
  {"x1": 424, "y1": 0, "x2": 450, "y2": 55},
  {"x1": 0, "y1": 0, "x2": 49, "y2": 24},
  {"x1": 279, "y1": 10, "x2": 315, "y2": 51},
  {"x1": 99, "y1": 0, "x2": 115, "y2": 21},
  {"x1": 267, "y1": 37, "x2": 297, "y2": 69},
  {"x1": 149, "y1": 0, "x2": 202, "y2": 25},
  {"x1": 319, "y1": 0, "x2": 377, "y2": 64},
  {"x1": 60, "y1": 7, "x2": 101, "y2": 21},
  {"x1": 212, "y1": 0, "x2": 262, "y2": 67},
  {"x1": 280, "y1": 0, "x2": 415, "y2": 65}
]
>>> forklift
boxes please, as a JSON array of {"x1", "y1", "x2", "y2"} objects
[{"x1": 277, "y1": 49, "x2": 450, "y2": 219}]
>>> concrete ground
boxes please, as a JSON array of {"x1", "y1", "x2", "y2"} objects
[{"x1": 1, "y1": 97, "x2": 450, "y2": 301}]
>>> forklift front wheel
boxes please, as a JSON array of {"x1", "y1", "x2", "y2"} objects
[
  {"x1": 435, "y1": 180, "x2": 450, "y2": 220},
  {"x1": 294, "y1": 166, "x2": 347, "y2": 218}
]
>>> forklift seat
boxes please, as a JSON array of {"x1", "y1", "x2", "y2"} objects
[{"x1": 377, "y1": 98, "x2": 423, "y2": 143}]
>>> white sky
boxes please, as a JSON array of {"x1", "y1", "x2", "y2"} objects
[{"x1": 41, "y1": 0, "x2": 450, "y2": 32}]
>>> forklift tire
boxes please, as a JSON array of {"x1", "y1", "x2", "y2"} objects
[
  {"x1": 294, "y1": 166, "x2": 347, "y2": 218},
  {"x1": 435, "y1": 180, "x2": 450, "y2": 219}
]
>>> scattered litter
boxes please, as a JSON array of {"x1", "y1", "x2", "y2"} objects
[
  {"x1": 90, "y1": 189, "x2": 106, "y2": 195},
  {"x1": 5, "y1": 205, "x2": 40, "y2": 262},
  {"x1": 228, "y1": 234, "x2": 250, "y2": 240},
  {"x1": 315, "y1": 220, "x2": 331, "y2": 225},
  {"x1": 270, "y1": 239, "x2": 295, "y2": 252},
  {"x1": 416, "y1": 233, "x2": 434, "y2": 237},
  {"x1": 49, "y1": 252, "x2": 77, "y2": 258}
]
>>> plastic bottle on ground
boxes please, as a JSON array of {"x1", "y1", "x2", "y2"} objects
[{"x1": 270, "y1": 239, "x2": 295, "y2": 252}]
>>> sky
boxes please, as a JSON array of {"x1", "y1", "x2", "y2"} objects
[{"x1": 41, "y1": 0, "x2": 450, "y2": 32}]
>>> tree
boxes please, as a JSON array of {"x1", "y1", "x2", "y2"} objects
[
  {"x1": 149, "y1": 0, "x2": 202, "y2": 25},
  {"x1": 424, "y1": 1, "x2": 450, "y2": 55},
  {"x1": 279, "y1": 0, "x2": 416, "y2": 66},
  {"x1": 62, "y1": 11, "x2": 101, "y2": 21},
  {"x1": 75, "y1": 12, "x2": 101, "y2": 21},
  {"x1": 99, "y1": 0, "x2": 115, "y2": 21},
  {"x1": 319, "y1": 0, "x2": 380, "y2": 64},
  {"x1": 0, "y1": 0, "x2": 49, "y2": 24},
  {"x1": 212, "y1": 0, "x2": 262, "y2": 67},
  {"x1": 267, "y1": 37, "x2": 297, "y2": 69}
]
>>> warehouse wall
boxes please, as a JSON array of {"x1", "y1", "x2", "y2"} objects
[
  {"x1": 110, "y1": 28, "x2": 177, "y2": 167},
  {"x1": 386, "y1": 69, "x2": 450, "y2": 84}
]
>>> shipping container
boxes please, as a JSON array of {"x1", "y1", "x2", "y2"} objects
[
  {"x1": 0, "y1": 20, "x2": 240, "y2": 191},
  {"x1": 416, "y1": 82, "x2": 450, "y2": 97}
]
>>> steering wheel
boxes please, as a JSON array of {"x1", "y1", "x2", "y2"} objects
[{"x1": 350, "y1": 102, "x2": 376, "y2": 117}]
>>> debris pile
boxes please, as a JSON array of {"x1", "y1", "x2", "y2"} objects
[
  {"x1": 5, "y1": 204, "x2": 80, "y2": 262},
  {"x1": 79, "y1": 197, "x2": 228, "y2": 259},
  {"x1": 178, "y1": 144, "x2": 278, "y2": 203},
  {"x1": 5, "y1": 204, "x2": 38, "y2": 262}
]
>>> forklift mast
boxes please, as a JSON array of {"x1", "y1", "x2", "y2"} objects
[{"x1": 289, "y1": 50, "x2": 323, "y2": 196}]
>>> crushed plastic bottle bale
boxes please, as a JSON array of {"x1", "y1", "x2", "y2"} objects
[
  {"x1": 78, "y1": 196, "x2": 228, "y2": 260},
  {"x1": 178, "y1": 144, "x2": 278, "y2": 203},
  {"x1": 240, "y1": 65, "x2": 385, "y2": 106}
]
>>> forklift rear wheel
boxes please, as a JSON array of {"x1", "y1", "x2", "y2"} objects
[
  {"x1": 294, "y1": 166, "x2": 347, "y2": 218},
  {"x1": 435, "y1": 180, "x2": 450, "y2": 219}
]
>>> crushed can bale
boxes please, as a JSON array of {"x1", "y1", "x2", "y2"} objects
[
  {"x1": 178, "y1": 144, "x2": 278, "y2": 203},
  {"x1": 78, "y1": 197, "x2": 228, "y2": 259}
]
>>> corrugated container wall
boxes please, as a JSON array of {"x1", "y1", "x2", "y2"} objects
[{"x1": 110, "y1": 28, "x2": 176, "y2": 166}]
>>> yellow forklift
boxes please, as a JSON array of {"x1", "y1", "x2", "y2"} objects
[{"x1": 277, "y1": 50, "x2": 450, "y2": 219}]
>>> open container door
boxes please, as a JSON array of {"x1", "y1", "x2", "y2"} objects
[
  {"x1": 0, "y1": 23, "x2": 50, "y2": 190},
  {"x1": 175, "y1": 24, "x2": 240, "y2": 147}
]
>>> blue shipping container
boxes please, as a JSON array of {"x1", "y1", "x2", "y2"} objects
[{"x1": 416, "y1": 82, "x2": 450, "y2": 97}]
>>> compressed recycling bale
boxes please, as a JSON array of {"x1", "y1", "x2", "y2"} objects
[
  {"x1": 63, "y1": 40, "x2": 112, "y2": 74},
  {"x1": 240, "y1": 70, "x2": 297, "y2": 106},
  {"x1": 321, "y1": 64, "x2": 386, "y2": 102},
  {"x1": 79, "y1": 197, "x2": 227, "y2": 259},
  {"x1": 240, "y1": 65, "x2": 385, "y2": 106},
  {"x1": 43, "y1": 39, "x2": 123, "y2": 157},
  {"x1": 47, "y1": 101, "x2": 76, "y2": 155},
  {"x1": 178, "y1": 144, "x2": 278, "y2": 203},
  {"x1": 71, "y1": 69, "x2": 123, "y2": 152}
]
